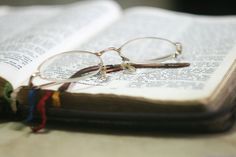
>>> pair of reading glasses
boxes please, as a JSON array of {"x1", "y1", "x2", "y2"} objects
[{"x1": 29, "y1": 37, "x2": 190, "y2": 90}]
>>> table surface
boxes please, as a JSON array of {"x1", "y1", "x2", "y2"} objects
[{"x1": 0, "y1": 121, "x2": 236, "y2": 157}]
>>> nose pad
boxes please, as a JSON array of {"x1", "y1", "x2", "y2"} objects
[
  {"x1": 99, "y1": 66, "x2": 109, "y2": 82},
  {"x1": 121, "y1": 62, "x2": 136, "y2": 74}
]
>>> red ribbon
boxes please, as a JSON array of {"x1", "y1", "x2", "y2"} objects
[{"x1": 31, "y1": 91, "x2": 53, "y2": 133}]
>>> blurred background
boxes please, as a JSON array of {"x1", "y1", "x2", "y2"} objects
[{"x1": 0, "y1": 0, "x2": 236, "y2": 15}]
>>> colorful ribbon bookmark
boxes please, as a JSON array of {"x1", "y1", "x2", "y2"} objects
[
  {"x1": 26, "y1": 89, "x2": 38, "y2": 122},
  {"x1": 31, "y1": 91, "x2": 53, "y2": 132}
]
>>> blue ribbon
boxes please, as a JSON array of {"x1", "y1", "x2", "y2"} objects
[{"x1": 25, "y1": 89, "x2": 38, "y2": 122}]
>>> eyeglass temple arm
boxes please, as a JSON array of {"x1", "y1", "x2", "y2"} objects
[{"x1": 58, "y1": 62, "x2": 190, "y2": 92}]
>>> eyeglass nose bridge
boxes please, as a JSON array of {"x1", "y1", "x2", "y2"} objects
[
  {"x1": 96, "y1": 47, "x2": 120, "y2": 56},
  {"x1": 96, "y1": 47, "x2": 130, "y2": 62}
]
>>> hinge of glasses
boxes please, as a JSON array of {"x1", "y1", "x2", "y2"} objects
[
  {"x1": 28, "y1": 71, "x2": 40, "y2": 88},
  {"x1": 97, "y1": 47, "x2": 118, "y2": 56}
]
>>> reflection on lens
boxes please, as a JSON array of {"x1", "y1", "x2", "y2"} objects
[
  {"x1": 120, "y1": 37, "x2": 176, "y2": 63},
  {"x1": 39, "y1": 51, "x2": 101, "y2": 82}
]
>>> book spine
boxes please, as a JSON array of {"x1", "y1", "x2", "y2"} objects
[{"x1": 0, "y1": 82, "x2": 13, "y2": 117}]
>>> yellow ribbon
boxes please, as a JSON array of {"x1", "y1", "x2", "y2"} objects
[{"x1": 52, "y1": 91, "x2": 61, "y2": 108}]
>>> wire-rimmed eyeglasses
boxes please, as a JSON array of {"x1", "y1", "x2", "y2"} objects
[{"x1": 29, "y1": 37, "x2": 190, "y2": 90}]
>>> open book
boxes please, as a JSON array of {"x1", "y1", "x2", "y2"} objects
[{"x1": 0, "y1": 0, "x2": 236, "y2": 132}]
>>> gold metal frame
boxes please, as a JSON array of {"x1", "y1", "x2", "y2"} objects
[{"x1": 29, "y1": 37, "x2": 187, "y2": 89}]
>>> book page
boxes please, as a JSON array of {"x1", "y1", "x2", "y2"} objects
[
  {"x1": 66, "y1": 7, "x2": 236, "y2": 102},
  {"x1": 0, "y1": 0, "x2": 121, "y2": 89}
]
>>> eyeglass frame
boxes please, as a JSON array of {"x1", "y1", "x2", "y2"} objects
[{"x1": 28, "y1": 37, "x2": 185, "y2": 89}]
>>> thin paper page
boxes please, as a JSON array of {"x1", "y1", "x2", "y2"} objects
[
  {"x1": 68, "y1": 7, "x2": 236, "y2": 102},
  {"x1": 0, "y1": 0, "x2": 121, "y2": 89},
  {"x1": 0, "y1": 6, "x2": 62, "y2": 43}
]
